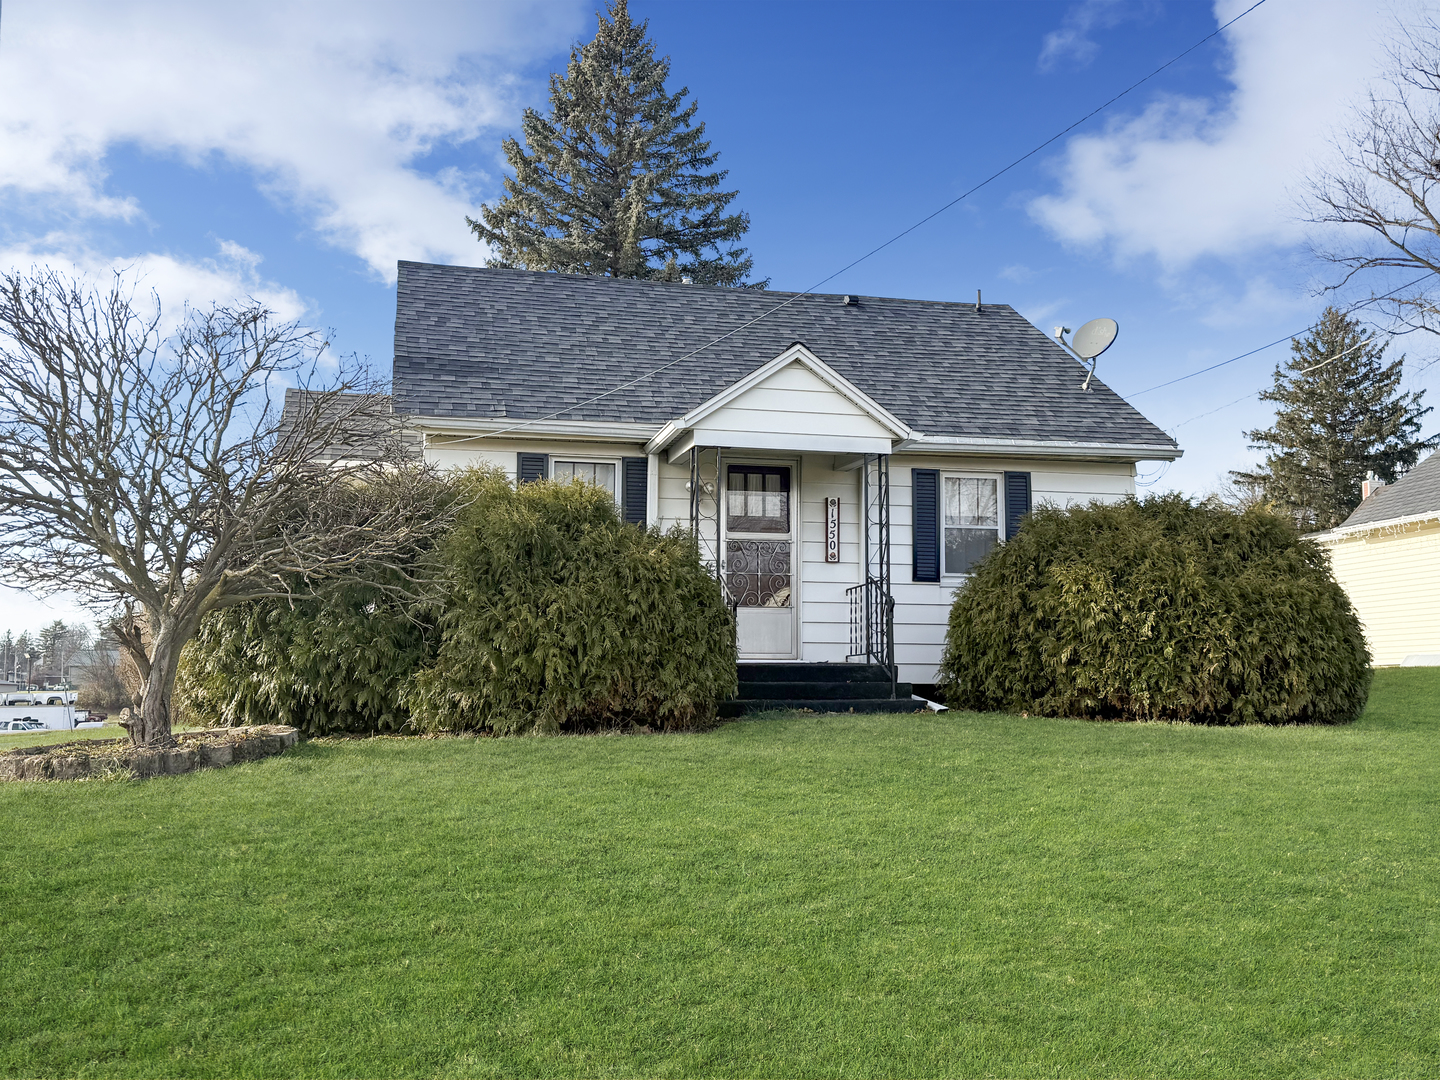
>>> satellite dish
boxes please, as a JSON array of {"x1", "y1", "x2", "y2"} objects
[
  {"x1": 1055, "y1": 317, "x2": 1119, "y2": 391},
  {"x1": 1071, "y1": 318, "x2": 1118, "y2": 360}
]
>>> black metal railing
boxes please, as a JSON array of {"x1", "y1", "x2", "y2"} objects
[{"x1": 846, "y1": 577, "x2": 896, "y2": 698}]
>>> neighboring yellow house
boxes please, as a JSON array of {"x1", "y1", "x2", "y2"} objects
[{"x1": 1311, "y1": 451, "x2": 1440, "y2": 667}]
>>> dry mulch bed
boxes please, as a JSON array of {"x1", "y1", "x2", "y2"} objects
[{"x1": 0, "y1": 725, "x2": 300, "y2": 782}]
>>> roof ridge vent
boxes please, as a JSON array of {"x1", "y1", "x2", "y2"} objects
[{"x1": 842, "y1": 294, "x2": 860, "y2": 306}]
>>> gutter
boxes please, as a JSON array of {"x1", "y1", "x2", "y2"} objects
[
  {"x1": 893, "y1": 434, "x2": 1182, "y2": 462},
  {"x1": 409, "y1": 416, "x2": 661, "y2": 443},
  {"x1": 408, "y1": 415, "x2": 1181, "y2": 463},
  {"x1": 1309, "y1": 509, "x2": 1440, "y2": 543}
]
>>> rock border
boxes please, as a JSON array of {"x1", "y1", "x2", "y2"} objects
[{"x1": 0, "y1": 725, "x2": 300, "y2": 782}]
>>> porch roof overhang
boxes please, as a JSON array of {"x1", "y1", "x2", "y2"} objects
[{"x1": 647, "y1": 343, "x2": 914, "y2": 464}]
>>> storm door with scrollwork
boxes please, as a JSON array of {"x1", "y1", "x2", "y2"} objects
[{"x1": 725, "y1": 464, "x2": 797, "y2": 658}]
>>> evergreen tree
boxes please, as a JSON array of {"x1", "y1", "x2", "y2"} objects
[
  {"x1": 1232, "y1": 307, "x2": 1437, "y2": 529},
  {"x1": 468, "y1": 0, "x2": 762, "y2": 287}
]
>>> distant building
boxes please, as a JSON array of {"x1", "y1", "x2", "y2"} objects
[{"x1": 1312, "y1": 451, "x2": 1440, "y2": 666}]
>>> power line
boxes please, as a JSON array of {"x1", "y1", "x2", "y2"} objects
[
  {"x1": 1168, "y1": 328, "x2": 1397, "y2": 433},
  {"x1": 465, "y1": 0, "x2": 1271, "y2": 443},
  {"x1": 1127, "y1": 271, "x2": 1437, "y2": 398}
]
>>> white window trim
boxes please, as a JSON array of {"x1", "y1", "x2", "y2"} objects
[{"x1": 939, "y1": 470, "x2": 1003, "y2": 579}]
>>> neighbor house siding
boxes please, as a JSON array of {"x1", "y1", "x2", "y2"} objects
[{"x1": 1319, "y1": 520, "x2": 1440, "y2": 666}]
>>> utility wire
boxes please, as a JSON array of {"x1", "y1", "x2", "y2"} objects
[
  {"x1": 463, "y1": 0, "x2": 1271, "y2": 444},
  {"x1": 1168, "y1": 328, "x2": 1395, "y2": 432},
  {"x1": 1127, "y1": 271, "x2": 1437, "y2": 398}
]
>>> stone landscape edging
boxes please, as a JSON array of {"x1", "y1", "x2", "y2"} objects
[{"x1": 0, "y1": 725, "x2": 301, "y2": 782}]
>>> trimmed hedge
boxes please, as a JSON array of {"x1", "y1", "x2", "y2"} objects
[
  {"x1": 177, "y1": 577, "x2": 433, "y2": 736},
  {"x1": 937, "y1": 495, "x2": 1372, "y2": 725},
  {"x1": 407, "y1": 470, "x2": 736, "y2": 734}
]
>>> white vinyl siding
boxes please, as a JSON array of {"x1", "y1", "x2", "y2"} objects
[
  {"x1": 1319, "y1": 520, "x2": 1440, "y2": 665},
  {"x1": 688, "y1": 363, "x2": 895, "y2": 455},
  {"x1": 423, "y1": 431, "x2": 1144, "y2": 684}
]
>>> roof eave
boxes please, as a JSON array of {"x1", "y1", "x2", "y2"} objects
[
  {"x1": 409, "y1": 416, "x2": 662, "y2": 443},
  {"x1": 894, "y1": 434, "x2": 1182, "y2": 462},
  {"x1": 1310, "y1": 508, "x2": 1440, "y2": 542}
]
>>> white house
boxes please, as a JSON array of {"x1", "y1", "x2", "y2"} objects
[
  {"x1": 392, "y1": 262, "x2": 1180, "y2": 696},
  {"x1": 1311, "y1": 451, "x2": 1440, "y2": 667}
]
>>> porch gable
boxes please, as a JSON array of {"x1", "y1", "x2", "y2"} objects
[{"x1": 649, "y1": 344, "x2": 912, "y2": 462}]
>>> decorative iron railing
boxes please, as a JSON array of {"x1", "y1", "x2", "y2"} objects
[{"x1": 846, "y1": 577, "x2": 896, "y2": 698}]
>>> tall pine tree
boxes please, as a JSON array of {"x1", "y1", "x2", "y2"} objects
[
  {"x1": 1232, "y1": 306, "x2": 1437, "y2": 529},
  {"x1": 468, "y1": 0, "x2": 762, "y2": 287}
]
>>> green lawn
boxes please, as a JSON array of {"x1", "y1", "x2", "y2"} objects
[
  {"x1": 2, "y1": 669, "x2": 1437, "y2": 1079},
  {"x1": 0, "y1": 724, "x2": 129, "y2": 750}
]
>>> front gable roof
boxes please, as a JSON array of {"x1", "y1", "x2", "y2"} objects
[
  {"x1": 392, "y1": 261, "x2": 1178, "y2": 456},
  {"x1": 649, "y1": 343, "x2": 912, "y2": 458}
]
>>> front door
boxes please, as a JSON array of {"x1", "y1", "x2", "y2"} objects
[{"x1": 725, "y1": 463, "x2": 797, "y2": 659}]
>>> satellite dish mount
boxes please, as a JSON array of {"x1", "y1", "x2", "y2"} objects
[{"x1": 1054, "y1": 318, "x2": 1119, "y2": 391}]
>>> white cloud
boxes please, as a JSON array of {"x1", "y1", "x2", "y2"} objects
[
  {"x1": 1039, "y1": 0, "x2": 1151, "y2": 72},
  {"x1": 0, "y1": 0, "x2": 587, "y2": 282},
  {"x1": 1028, "y1": 0, "x2": 1424, "y2": 271},
  {"x1": 0, "y1": 236, "x2": 310, "y2": 324}
]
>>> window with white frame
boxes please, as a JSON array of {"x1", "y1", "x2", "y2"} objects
[
  {"x1": 552, "y1": 460, "x2": 617, "y2": 497},
  {"x1": 943, "y1": 475, "x2": 999, "y2": 575}
]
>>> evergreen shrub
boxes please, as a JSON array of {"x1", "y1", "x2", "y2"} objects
[
  {"x1": 176, "y1": 467, "x2": 455, "y2": 736},
  {"x1": 407, "y1": 470, "x2": 737, "y2": 734},
  {"x1": 937, "y1": 494, "x2": 1372, "y2": 725},
  {"x1": 177, "y1": 577, "x2": 434, "y2": 736}
]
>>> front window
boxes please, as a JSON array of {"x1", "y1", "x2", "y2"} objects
[
  {"x1": 552, "y1": 460, "x2": 616, "y2": 497},
  {"x1": 944, "y1": 475, "x2": 999, "y2": 575},
  {"x1": 726, "y1": 465, "x2": 789, "y2": 533}
]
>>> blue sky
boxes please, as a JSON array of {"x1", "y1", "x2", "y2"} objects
[{"x1": 2, "y1": 0, "x2": 1436, "y2": 633}]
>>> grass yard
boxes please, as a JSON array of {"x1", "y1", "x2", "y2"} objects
[
  {"x1": 2, "y1": 669, "x2": 1437, "y2": 1079},
  {"x1": 0, "y1": 725, "x2": 130, "y2": 750}
]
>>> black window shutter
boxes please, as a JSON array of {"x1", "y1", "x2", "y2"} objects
[
  {"x1": 622, "y1": 457, "x2": 648, "y2": 525},
  {"x1": 517, "y1": 453, "x2": 548, "y2": 484},
  {"x1": 912, "y1": 469, "x2": 940, "y2": 582},
  {"x1": 1004, "y1": 471, "x2": 1032, "y2": 540}
]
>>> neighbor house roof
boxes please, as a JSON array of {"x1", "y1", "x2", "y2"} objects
[
  {"x1": 1336, "y1": 450, "x2": 1440, "y2": 530},
  {"x1": 391, "y1": 262, "x2": 1178, "y2": 454}
]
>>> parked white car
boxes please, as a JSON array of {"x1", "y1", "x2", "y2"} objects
[{"x1": 0, "y1": 718, "x2": 45, "y2": 732}]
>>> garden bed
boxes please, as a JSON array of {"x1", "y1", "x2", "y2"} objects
[{"x1": 0, "y1": 725, "x2": 299, "y2": 781}]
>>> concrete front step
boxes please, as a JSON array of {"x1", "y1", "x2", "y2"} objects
[
  {"x1": 719, "y1": 697, "x2": 927, "y2": 718},
  {"x1": 737, "y1": 680, "x2": 914, "y2": 701},
  {"x1": 736, "y1": 662, "x2": 892, "y2": 684}
]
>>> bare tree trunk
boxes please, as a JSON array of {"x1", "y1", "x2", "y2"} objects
[
  {"x1": 116, "y1": 610, "x2": 187, "y2": 747},
  {"x1": 133, "y1": 628, "x2": 184, "y2": 747}
]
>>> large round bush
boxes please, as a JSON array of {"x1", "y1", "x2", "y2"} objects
[
  {"x1": 937, "y1": 495, "x2": 1371, "y2": 724},
  {"x1": 408, "y1": 469, "x2": 736, "y2": 734},
  {"x1": 177, "y1": 577, "x2": 435, "y2": 735}
]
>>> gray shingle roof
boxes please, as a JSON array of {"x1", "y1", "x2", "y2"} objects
[
  {"x1": 1340, "y1": 450, "x2": 1440, "y2": 527},
  {"x1": 392, "y1": 262, "x2": 1177, "y2": 450}
]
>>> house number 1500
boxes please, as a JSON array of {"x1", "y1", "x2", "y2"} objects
[{"x1": 825, "y1": 497, "x2": 840, "y2": 563}]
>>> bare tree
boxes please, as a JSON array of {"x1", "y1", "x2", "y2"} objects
[
  {"x1": 1308, "y1": 19, "x2": 1440, "y2": 333},
  {"x1": 0, "y1": 268, "x2": 452, "y2": 746}
]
